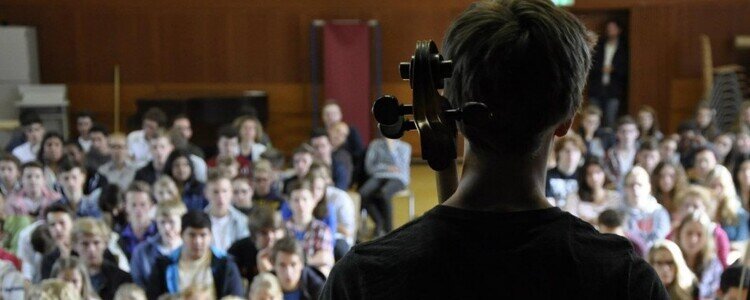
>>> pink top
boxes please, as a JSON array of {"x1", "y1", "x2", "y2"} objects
[
  {"x1": 4, "y1": 188, "x2": 61, "y2": 219},
  {"x1": 666, "y1": 224, "x2": 729, "y2": 269}
]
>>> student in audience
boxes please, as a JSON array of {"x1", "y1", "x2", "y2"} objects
[
  {"x1": 164, "y1": 149, "x2": 206, "y2": 211},
  {"x1": 56, "y1": 159, "x2": 102, "y2": 218},
  {"x1": 321, "y1": 102, "x2": 365, "y2": 165},
  {"x1": 171, "y1": 114, "x2": 204, "y2": 159},
  {"x1": 737, "y1": 101, "x2": 750, "y2": 133},
  {"x1": 0, "y1": 218, "x2": 22, "y2": 270},
  {"x1": 0, "y1": 259, "x2": 25, "y2": 299},
  {"x1": 235, "y1": 115, "x2": 267, "y2": 162},
  {"x1": 0, "y1": 154, "x2": 21, "y2": 197},
  {"x1": 280, "y1": 169, "x2": 337, "y2": 238},
  {"x1": 713, "y1": 133, "x2": 735, "y2": 166},
  {"x1": 204, "y1": 173, "x2": 249, "y2": 251},
  {"x1": 308, "y1": 164, "x2": 355, "y2": 260},
  {"x1": 130, "y1": 200, "x2": 186, "y2": 288},
  {"x1": 328, "y1": 121, "x2": 366, "y2": 187},
  {"x1": 310, "y1": 128, "x2": 352, "y2": 190},
  {"x1": 216, "y1": 156, "x2": 240, "y2": 180},
  {"x1": 72, "y1": 217, "x2": 133, "y2": 300},
  {"x1": 6, "y1": 161, "x2": 61, "y2": 219},
  {"x1": 545, "y1": 134, "x2": 585, "y2": 206},
  {"x1": 134, "y1": 130, "x2": 174, "y2": 185},
  {"x1": 253, "y1": 162, "x2": 285, "y2": 212},
  {"x1": 651, "y1": 160, "x2": 689, "y2": 215},
  {"x1": 577, "y1": 105, "x2": 614, "y2": 160},
  {"x1": 16, "y1": 217, "x2": 47, "y2": 281},
  {"x1": 718, "y1": 265, "x2": 750, "y2": 300},
  {"x1": 208, "y1": 125, "x2": 252, "y2": 177},
  {"x1": 689, "y1": 146, "x2": 721, "y2": 185},
  {"x1": 85, "y1": 125, "x2": 111, "y2": 170},
  {"x1": 285, "y1": 181, "x2": 334, "y2": 274},
  {"x1": 98, "y1": 184, "x2": 128, "y2": 232},
  {"x1": 228, "y1": 207, "x2": 286, "y2": 285},
  {"x1": 74, "y1": 112, "x2": 95, "y2": 153},
  {"x1": 51, "y1": 256, "x2": 100, "y2": 300},
  {"x1": 128, "y1": 108, "x2": 168, "y2": 166},
  {"x1": 659, "y1": 136, "x2": 681, "y2": 165},
  {"x1": 260, "y1": 148, "x2": 287, "y2": 194},
  {"x1": 598, "y1": 209, "x2": 647, "y2": 256},
  {"x1": 283, "y1": 145, "x2": 315, "y2": 196},
  {"x1": 671, "y1": 185, "x2": 730, "y2": 268},
  {"x1": 38, "y1": 132, "x2": 66, "y2": 188},
  {"x1": 39, "y1": 203, "x2": 75, "y2": 279},
  {"x1": 620, "y1": 166, "x2": 670, "y2": 247},
  {"x1": 231, "y1": 177, "x2": 254, "y2": 215},
  {"x1": 147, "y1": 210, "x2": 244, "y2": 299},
  {"x1": 563, "y1": 158, "x2": 620, "y2": 225},
  {"x1": 99, "y1": 133, "x2": 138, "y2": 191},
  {"x1": 674, "y1": 210, "x2": 724, "y2": 299},
  {"x1": 694, "y1": 101, "x2": 721, "y2": 141},
  {"x1": 647, "y1": 240, "x2": 697, "y2": 300},
  {"x1": 248, "y1": 272, "x2": 283, "y2": 300},
  {"x1": 636, "y1": 105, "x2": 664, "y2": 142},
  {"x1": 635, "y1": 139, "x2": 661, "y2": 176},
  {"x1": 604, "y1": 116, "x2": 640, "y2": 189},
  {"x1": 167, "y1": 129, "x2": 207, "y2": 184},
  {"x1": 736, "y1": 159, "x2": 750, "y2": 211},
  {"x1": 271, "y1": 237, "x2": 325, "y2": 300},
  {"x1": 12, "y1": 113, "x2": 45, "y2": 163},
  {"x1": 727, "y1": 131, "x2": 750, "y2": 175},
  {"x1": 28, "y1": 278, "x2": 82, "y2": 300},
  {"x1": 705, "y1": 165, "x2": 749, "y2": 241},
  {"x1": 118, "y1": 181, "x2": 158, "y2": 259},
  {"x1": 678, "y1": 121, "x2": 707, "y2": 168},
  {"x1": 360, "y1": 137, "x2": 411, "y2": 235},
  {"x1": 152, "y1": 176, "x2": 181, "y2": 204}
]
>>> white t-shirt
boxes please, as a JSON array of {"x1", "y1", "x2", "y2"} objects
[
  {"x1": 11, "y1": 142, "x2": 38, "y2": 164},
  {"x1": 210, "y1": 214, "x2": 232, "y2": 251}
]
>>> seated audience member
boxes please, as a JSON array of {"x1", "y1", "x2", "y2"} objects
[
  {"x1": 72, "y1": 217, "x2": 133, "y2": 300},
  {"x1": 636, "y1": 105, "x2": 664, "y2": 142},
  {"x1": 38, "y1": 132, "x2": 67, "y2": 188},
  {"x1": 597, "y1": 209, "x2": 647, "y2": 257},
  {"x1": 677, "y1": 121, "x2": 706, "y2": 168},
  {"x1": 254, "y1": 160, "x2": 285, "y2": 211},
  {"x1": 128, "y1": 108, "x2": 168, "y2": 166},
  {"x1": 689, "y1": 146, "x2": 720, "y2": 185},
  {"x1": 152, "y1": 176, "x2": 181, "y2": 204},
  {"x1": 99, "y1": 184, "x2": 128, "y2": 232},
  {"x1": 56, "y1": 159, "x2": 102, "y2": 218},
  {"x1": 27, "y1": 278, "x2": 81, "y2": 300},
  {"x1": 40, "y1": 203, "x2": 75, "y2": 279},
  {"x1": 737, "y1": 159, "x2": 750, "y2": 211},
  {"x1": 321, "y1": 102, "x2": 365, "y2": 165},
  {"x1": 280, "y1": 169, "x2": 338, "y2": 238},
  {"x1": 674, "y1": 211, "x2": 724, "y2": 299},
  {"x1": 308, "y1": 165, "x2": 355, "y2": 260},
  {"x1": 147, "y1": 210, "x2": 244, "y2": 299},
  {"x1": 203, "y1": 173, "x2": 249, "y2": 251},
  {"x1": 118, "y1": 182, "x2": 158, "y2": 259},
  {"x1": 328, "y1": 121, "x2": 366, "y2": 187},
  {"x1": 693, "y1": 101, "x2": 721, "y2": 142},
  {"x1": 231, "y1": 177, "x2": 254, "y2": 215},
  {"x1": 620, "y1": 166, "x2": 670, "y2": 248},
  {"x1": 705, "y1": 165, "x2": 749, "y2": 242},
  {"x1": 74, "y1": 112, "x2": 94, "y2": 153},
  {"x1": 63, "y1": 140, "x2": 109, "y2": 195},
  {"x1": 164, "y1": 149, "x2": 206, "y2": 211},
  {"x1": 207, "y1": 125, "x2": 252, "y2": 177},
  {"x1": 130, "y1": 200, "x2": 186, "y2": 288},
  {"x1": 577, "y1": 105, "x2": 614, "y2": 160},
  {"x1": 360, "y1": 137, "x2": 411, "y2": 235},
  {"x1": 310, "y1": 128, "x2": 352, "y2": 190},
  {"x1": 283, "y1": 145, "x2": 315, "y2": 196},
  {"x1": 235, "y1": 115, "x2": 268, "y2": 162},
  {"x1": 216, "y1": 156, "x2": 240, "y2": 179},
  {"x1": 545, "y1": 134, "x2": 585, "y2": 206},
  {"x1": 603, "y1": 116, "x2": 640, "y2": 189},
  {"x1": 85, "y1": 124, "x2": 111, "y2": 170},
  {"x1": 271, "y1": 237, "x2": 325, "y2": 300},
  {"x1": 228, "y1": 207, "x2": 285, "y2": 285},
  {"x1": 99, "y1": 133, "x2": 138, "y2": 191},
  {"x1": 260, "y1": 148, "x2": 287, "y2": 195},
  {"x1": 6, "y1": 161, "x2": 61, "y2": 219},
  {"x1": 738, "y1": 101, "x2": 750, "y2": 133},
  {"x1": 635, "y1": 138, "x2": 661, "y2": 175},
  {"x1": 727, "y1": 131, "x2": 750, "y2": 175},
  {"x1": 0, "y1": 154, "x2": 21, "y2": 197},
  {"x1": 718, "y1": 265, "x2": 750, "y2": 300},
  {"x1": 651, "y1": 161, "x2": 688, "y2": 215},
  {"x1": 51, "y1": 256, "x2": 100, "y2": 300},
  {"x1": 171, "y1": 114, "x2": 205, "y2": 159},
  {"x1": 0, "y1": 260, "x2": 25, "y2": 299},
  {"x1": 16, "y1": 219, "x2": 48, "y2": 281},
  {"x1": 713, "y1": 133, "x2": 735, "y2": 166},
  {"x1": 647, "y1": 240, "x2": 697, "y2": 299},
  {"x1": 248, "y1": 272, "x2": 284, "y2": 300},
  {"x1": 285, "y1": 181, "x2": 334, "y2": 274},
  {"x1": 167, "y1": 129, "x2": 207, "y2": 183},
  {"x1": 671, "y1": 185, "x2": 730, "y2": 268},
  {"x1": 0, "y1": 218, "x2": 22, "y2": 270},
  {"x1": 134, "y1": 130, "x2": 174, "y2": 185},
  {"x1": 563, "y1": 158, "x2": 620, "y2": 225},
  {"x1": 659, "y1": 136, "x2": 680, "y2": 165},
  {"x1": 114, "y1": 283, "x2": 147, "y2": 300},
  {"x1": 11, "y1": 113, "x2": 45, "y2": 163}
]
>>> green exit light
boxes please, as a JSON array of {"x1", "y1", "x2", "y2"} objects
[{"x1": 553, "y1": 0, "x2": 574, "y2": 6}]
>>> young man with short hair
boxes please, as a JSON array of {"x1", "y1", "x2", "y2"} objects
[
  {"x1": 310, "y1": 128, "x2": 352, "y2": 190},
  {"x1": 85, "y1": 124, "x2": 111, "y2": 169},
  {"x1": 98, "y1": 133, "x2": 138, "y2": 190},
  {"x1": 545, "y1": 134, "x2": 586, "y2": 207},
  {"x1": 254, "y1": 160, "x2": 284, "y2": 211},
  {"x1": 272, "y1": 237, "x2": 325, "y2": 300},
  {"x1": 0, "y1": 154, "x2": 21, "y2": 197},
  {"x1": 134, "y1": 130, "x2": 174, "y2": 185},
  {"x1": 128, "y1": 107, "x2": 168, "y2": 166},
  {"x1": 228, "y1": 206, "x2": 286, "y2": 284},
  {"x1": 11, "y1": 113, "x2": 45, "y2": 163},
  {"x1": 282, "y1": 144, "x2": 315, "y2": 196},
  {"x1": 74, "y1": 112, "x2": 94, "y2": 153},
  {"x1": 55, "y1": 159, "x2": 102, "y2": 218},
  {"x1": 604, "y1": 116, "x2": 641, "y2": 190},
  {"x1": 203, "y1": 173, "x2": 249, "y2": 252},
  {"x1": 73, "y1": 217, "x2": 132, "y2": 300},
  {"x1": 118, "y1": 181, "x2": 158, "y2": 258},
  {"x1": 39, "y1": 202, "x2": 75, "y2": 279},
  {"x1": 323, "y1": 0, "x2": 665, "y2": 298},
  {"x1": 171, "y1": 114, "x2": 205, "y2": 159},
  {"x1": 207, "y1": 125, "x2": 252, "y2": 177},
  {"x1": 130, "y1": 199, "x2": 187, "y2": 288},
  {"x1": 286, "y1": 181, "x2": 334, "y2": 275},
  {"x1": 146, "y1": 210, "x2": 244, "y2": 299}
]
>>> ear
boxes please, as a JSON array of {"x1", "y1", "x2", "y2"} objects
[{"x1": 554, "y1": 118, "x2": 575, "y2": 137}]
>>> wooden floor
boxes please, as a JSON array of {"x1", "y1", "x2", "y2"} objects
[{"x1": 391, "y1": 162, "x2": 461, "y2": 228}]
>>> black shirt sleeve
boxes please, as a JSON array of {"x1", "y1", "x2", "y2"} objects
[
  {"x1": 627, "y1": 258, "x2": 668, "y2": 299},
  {"x1": 320, "y1": 254, "x2": 362, "y2": 299}
]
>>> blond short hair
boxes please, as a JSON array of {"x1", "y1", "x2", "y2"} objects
[
  {"x1": 27, "y1": 279, "x2": 81, "y2": 300},
  {"x1": 114, "y1": 283, "x2": 147, "y2": 300},
  {"x1": 72, "y1": 217, "x2": 111, "y2": 244},
  {"x1": 249, "y1": 272, "x2": 283, "y2": 300},
  {"x1": 155, "y1": 200, "x2": 187, "y2": 218}
]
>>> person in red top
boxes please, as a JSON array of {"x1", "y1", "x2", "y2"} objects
[
  {"x1": 0, "y1": 217, "x2": 22, "y2": 270},
  {"x1": 207, "y1": 125, "x2": 252, "y2": 177}
]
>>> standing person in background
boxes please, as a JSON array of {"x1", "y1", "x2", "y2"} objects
[
  {"x1": 74, "y1": 112, "x2": 94, "y2": 153},
  {"x1": 234, "y1": 115, "x2": 267, "y2": 162},
  {"x1": 85, "y1": 125, "x2": 111, "y2": 170},
  {"x1": 12, "y1": 113, "x2": 45, "y2": 164},
  {"x1": 128, "y1": 108, "x2": 168, "y2": 166},
  {"x1": 587, "y1": 19, "x2": 629, "y2": 128},
  {"x1": 171, "y1": 114, "x2": 204, "y2": 159},
  {"x1": 134, "y1": 131, "x2": 174, "y2": 185},
  {"x1": 359, "y1": 137, "x2": 410, "y2": 236}
]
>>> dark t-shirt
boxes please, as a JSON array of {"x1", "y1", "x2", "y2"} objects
[{"x1": 322, "y1": 205, "x2": 667, "y2": 299}]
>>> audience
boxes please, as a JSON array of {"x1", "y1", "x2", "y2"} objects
[
  {"x1": 359, "y1": 137, "x2": 410, "y2": 236},
  {"x1": 231, "y1": 177, "x2": 254, "y2": 215},
  {"x1": 647, "y1": 240, "x2": 697, "y2": 299},
  {"x1": 310, "y1": 128, "x2": 352, "y2": 190},
  {"x1": 134, "y1": 131, "x2": 174, "y2": 185},
  {"x1": 620, "y1": 166, "x2": 670, "y2": 248},
  {"x1": 604, "y1": 116, "x2": 640, "y2": 189},
  {"x1": 128, "y1": 108, "x2": 168, "y2": 166},
  {"x1": 704, "y1": 165, "x2": 749, "y2": 242},
  {"x1": 72, "y1": 217, "x2": 132, "y2": 300},
  {"x1": 271, "y1": 237, "x2": 325, "y2": 300},
  {"x1": 0, "y1": 154, "x2": 21, "y2": 197},
  {"x1": 235, "y1": 115, "x2": 268, "y2": 162},
  {"x1": 57, "y1": 159, "x2": 102, "y2": 218},
  {"x1": 248, "y1": 272, "x2": 283, "y2": 300},
  {"x1": 228, "y1": 207, "x2": 285, "y2": 285},
  {"x1": 285, "y1": 181, "x2": 334, "y2": 275},
  {"x1": 130, "y1": 200, "x2": 186, "y2": 288},
  {"x1": 563, "y1": 158, "x2": 620, "y2": 225},
  {"x1": 545, "y1": 134, "x2": 585, "y2": 206},
  {"x1": 651, "y1": 160, "x2": 688, "y2": 215},
  {"x1": 164, "y1": 149, "x2": 206, "y2": 210},
  {"x1": 718, "y1": 265, "x2": 750, "y2": 300},
  {"x1": 86, "y1": 124, "x2": 111, "y2": 170},
  {"x1": 117, "y1": 182, "x2": 158, "y2": 259},
  {"x1": 673, "y1": 211, "x2": 724, "y2": 299},
  {"x1": 204, "y1": 173, "x2": 249, "y2": 252},
  {"x1": 74, "y1": 112, "x2": 94, "y2": 153},
  {"x1": 12, "y1": 113, "x2": 45, "y2": 164},
  {"x1": 98, "y1": 133, "x2": 138, "y2": 191},
  {"x1": 50, "y1": 256, "x2": 100, "y2": 300},
  {"x1": 171, "y1": 114, "x2": 205, "y2": 159},
  {"x1": 636, "y1": 105, "x2": 664, "y2": 142}
]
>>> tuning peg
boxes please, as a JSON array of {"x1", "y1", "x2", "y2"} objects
[{"x1": 400, "y1": 62, "x2": 411, "y2": 80}]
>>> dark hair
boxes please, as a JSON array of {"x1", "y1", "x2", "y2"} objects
[
  {"x1": 37, "y1": 132, "x2": 65, "y2": 163},
  {"x1": 260, "y1": 148, "x2": 285, "y2": 170},
  {"x1": 615, "y1": 116, "x2": 637, "y2": 129},
  {"x1": 720, "y1": 265, "x2": 750, "y2": 293},
  {"x1": 75, "y1": 111, "x2": 93, "y2": 121},
  {"x1": 126, "y1": 181, "x2": 152, "y2": 197},
  {"x1": 98, "y1": 184, "x2": 124, "y2": 214},
  {"x1": 442, "y1": 0, "x2": 592, "y2": 155},
  {"x1": 651, "y1": 161, "x2": 688, "y2": 206},
  {"x1": 694, "y1": 145, "x2": 718, "y2": 160},
  {"x1": 44, "y1": 201, "x2": 74, "y2": 219},
  {"x1": 637, "y1": 105, "x2": 660, "y2": 138},
  {"x1": 20, "y1": 161, "x2": 44, "y2": 173},
  {"x1": 163, "y1": 149, "x2": 195, "y2": 184},
  {"x1": 217, "y1": 125, "x2": 239, "y2": 139},
  {"x1": 172, "y1": 114, "x2": 189, "y2": 125},
  {"x1": 577, "y1": 158, "x2": 608, "y2": 203},
  {"x1": 20, "y1": 112, "x2": 42, "y2": 127},
  {"x1": 30, "y1": 224, "x2": 55, "y2": 255},
  {"x1": 59, "y1": 157, "x2": 86, "y2": 174},
  {"x1": 89, "y1": 124, "x2": 109, "y2": 136},
  {"x1": 181, "y1": 210, "x2": 212, "y2": 233},
  {"x1": 637, "y1": 138, "x2": 659, "y2": 153},
  {"x1": 0, "y1": 153, "x2": 20, "y2": 169},
  {"x1": 64, "y1": 140, "x2": 84, "y2": 152},
  {"x1": 271, "y1": 237, "x2": 304, "y2": 264},
  {"x1": 292, "y1": 144, "x2": 315, "y2": 157},
  {"x1": 598, "y1": 209, "x2": 623, "y2": 228},
  {"x1": 310, "y1": 127, "x2": 329, "y2": 140},
  {"x1": 677, "y1": 121, "x2": 698, "y2": 134},
  {"x1": 248, "y1": 207, "x2": 284, "y2": 237},
  {"x1": 143, "y1": 107, "x2": 168, "y2": 127}
]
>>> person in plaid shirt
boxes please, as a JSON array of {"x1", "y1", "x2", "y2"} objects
[{"x1": 285, "y1": 180, "x2": 334, "y2": 276}]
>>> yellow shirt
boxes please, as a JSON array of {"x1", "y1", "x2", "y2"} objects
[{"x1": 178, "y1": 250, "x2": 216, "y2": 298}]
